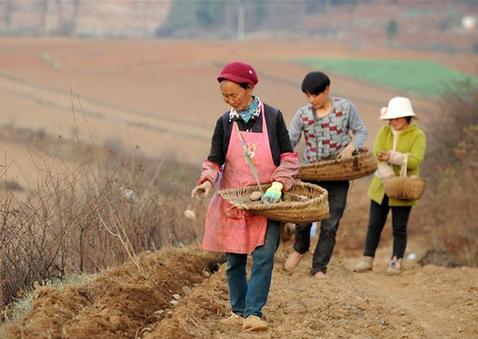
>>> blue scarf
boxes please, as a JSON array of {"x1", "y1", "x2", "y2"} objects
[{"x1": 229, "y1": 96, "x2": 261, "y2": 123}]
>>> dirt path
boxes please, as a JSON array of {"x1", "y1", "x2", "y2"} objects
[
  {"x1": 8, "y1": 242, "x2": 476, "y2": 339},
  {"x1": 145, "y1": 245, "x2": 478, "y2": 339},
  {"x1": 346, "y1": 258, "x2": 478, "y2": 338}
]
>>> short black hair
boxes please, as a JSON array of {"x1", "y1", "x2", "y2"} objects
[
  {"x1": 301, "y1": 71, "x2": 330, "y2": 95},
  {"x1": 406, "y1": 116, "x2": 412, "y2": 123}
]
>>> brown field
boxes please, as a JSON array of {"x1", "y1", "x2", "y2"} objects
[
  {"x1": 3, "y1": 37, "x2": 474, "y2": 167},
  {"x1": 1, "y1": 37, "x2": 477, "y2": 338}
]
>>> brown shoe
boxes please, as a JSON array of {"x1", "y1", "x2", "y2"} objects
[
  {"x1": 242, "y1": 315, "x2": 268, "y2": 332},
  {"x1": 352, "y1": 256, "x2": 374, "y2": 273},
  {"x1": 220, "y1": 312, "x2": 242, "y2": 326},
  {"x1": 284, "y1": 251, "x2": 304, "y2": 272}
]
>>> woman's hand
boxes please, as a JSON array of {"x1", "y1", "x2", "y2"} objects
[
  {"x1": 338, "y1": 143, "x2": 355, "y2": 160},
  {"x1": 191, "y1": 181, "x2": 212, "y2": 198},
  {"x1": 378, "y1": 151, "x2": 390, "y2": 161}
]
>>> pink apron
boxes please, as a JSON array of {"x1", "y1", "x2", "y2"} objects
[{"x1": 202, "y1": 104, "x2": 277, "y2": 254}]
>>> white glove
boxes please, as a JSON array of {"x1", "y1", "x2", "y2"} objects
[
  {"x1": 338, "y1": 143, "x2": 355, "y2": 160},
  {"x1": 375, "y1": 161, "x2": 395, "y2": 179},
  {"x1": 191, "y1": 180, "x2": 212, "y2": 198},
  {"x1": 388, "y1": 150, "x2": 406, "y2": 166}
]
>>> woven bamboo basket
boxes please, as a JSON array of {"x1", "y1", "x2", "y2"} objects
[
  {"x1": 298, "y1": 150, "x2": 377, "y2": 181},
  {"x1": 383, "y1": 176, "x2": 426, "y2": 200},
  {"x1": 383, "y1": 155, "x2": 426, "y2": 200},
  {"x1": 218, "y1": 182, "x2": 329, "y2": 224}
]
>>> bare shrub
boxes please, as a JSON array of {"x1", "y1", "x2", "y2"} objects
[
  {"x1": 420, "y1": 82, "x2": 478, "y2": 266},
  {"x1": 425, "y1": 80, "x2": 478, "y2": 168},
  {"x1": 0, "y1": 137, "x2": 203, "y2": 305}
]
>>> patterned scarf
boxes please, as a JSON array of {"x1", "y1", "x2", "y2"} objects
[{"x1": 229, "y1": 96, "x2": 261, "y2": 123}]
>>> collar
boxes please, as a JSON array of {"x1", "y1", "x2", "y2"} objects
[{"x1": 229, "y1": 96, "x2": 262, "y2": 122}]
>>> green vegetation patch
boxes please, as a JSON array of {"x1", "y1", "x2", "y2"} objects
[{"x1": 296, "y1": 58, "x2": 477, "y2": 96}]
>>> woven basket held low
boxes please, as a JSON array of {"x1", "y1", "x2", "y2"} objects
[
  {"x1": 383, "y1": 155, "x2": 426, "y2": 200},
  {"x1": 383, "y1": 176, "x2": 426, "y2": 200},
  {"x1": 298, "y1": 150, "x2": 377, "y2": 181},
  {"x1": 218, "y1": 182, "x2": 329, "y2": 224}
]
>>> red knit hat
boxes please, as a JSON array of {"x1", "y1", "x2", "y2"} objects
[{"x1": 217, "y1": 61, "x2": 258, "y2": 86}]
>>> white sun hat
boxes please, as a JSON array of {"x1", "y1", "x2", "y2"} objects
[{"x1": 380, "y1": 97, "x2": 416, "y2": 120}]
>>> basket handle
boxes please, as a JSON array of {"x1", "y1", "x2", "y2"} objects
[{"x1": 399, "y1": 154, "x2": 408, "y2": 178}]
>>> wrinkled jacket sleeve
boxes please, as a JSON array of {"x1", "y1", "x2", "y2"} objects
[
  {"x1": 271, "y1": 152, "x2": 299, "y2": 191},
  {"x1": 197, "y1": 160, "x2": 222, "y2": 185},
  {"x1": 348, "y1": 101, "x2": 368, "y2": 149},
  {"x1": 288, "y1": 109, "x2": 304, "y2": 148},
  {"x1": 373, "y1": 126, "x2": 386, "y2": 157},
  {"x1": 406, "y1": 130, "x2": 426, "y2": 171}
]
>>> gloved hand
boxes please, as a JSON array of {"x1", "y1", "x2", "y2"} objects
[
  {"x1": 376, "y1": 161, "x2": 395, "y2": 179},
  {"x1": 387, "y1": 150, "x2": 406, "y2": 165},
  {"x1": 261, "y1": 181, "x2": 283, "y2": 203},
  {"x1": 338, "y1": 143, "x2": 355, "y2": 160},
  {"x1": 191, "y1": 180, "x2": 212, "y2": 198}
]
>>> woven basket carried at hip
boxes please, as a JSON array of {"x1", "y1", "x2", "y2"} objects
[
  {"x1": 383, "y1": 155, "x2": 426, "y2": 200},
  {"x1": 218, "y1": 181, "x2": 329, "y2": 224},
  {"x1": 298, "y1": 150, "x2": 377, "y2": 181}
]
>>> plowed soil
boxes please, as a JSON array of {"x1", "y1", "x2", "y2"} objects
[{"x1": 6, "y1": 241, "x2": 478, "y2": 338}]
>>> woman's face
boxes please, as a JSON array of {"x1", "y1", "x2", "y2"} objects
[
  {"x1": 220, "y1": 80, "x2": 253, "y2": 111},
  {"x1": 389, "y1": 117, "x2": 409, "y2": 131},
  {"x1": 305, "y1": 86, "x2": 330, "y2": 110}
]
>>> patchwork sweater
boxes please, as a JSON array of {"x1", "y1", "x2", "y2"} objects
[{"x1": 289, "y1": 97, "x2": 368, "y2": 163}]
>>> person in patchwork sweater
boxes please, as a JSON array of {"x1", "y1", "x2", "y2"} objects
[
  {"x1": 284, "y1": 71, "x2": 368, "y2": 278},
  {"x1": 353, "y1": 97, "x2": 426, "y2": 275}
]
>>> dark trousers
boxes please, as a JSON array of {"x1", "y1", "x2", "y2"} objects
[
  {"x1": 293, "y1": 180, "x2": 349, "y2": 275},
  {"x1": 363, "y1": 196, "x2": 412, "y2": 259}
]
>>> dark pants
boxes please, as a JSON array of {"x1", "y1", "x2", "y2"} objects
[
  {"x1": 293, "y1": 180, "x2": 349, "y2": 275},
  {"x1": 363, "y1": 196, "x2": 412, "y2": 259}
]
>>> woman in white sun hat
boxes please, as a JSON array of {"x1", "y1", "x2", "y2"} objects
[{"x1": 353, "y1": 97, "x2": 426, "y2": 275}]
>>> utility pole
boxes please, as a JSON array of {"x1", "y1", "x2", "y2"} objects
[
  {"x1": 237, "y1": 1, "x2": 245, "y2": 40},
  {"x1": 70, "y1": 0, "x2": 80, "y2": 35},
  {"x1": 41, "y1": 0, "x2": 50, "y2": 35},
  {"x1": 3, "y1": 0, "x2": 12, "y2": 34}
]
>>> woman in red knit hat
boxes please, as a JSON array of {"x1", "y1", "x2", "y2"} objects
[{"x1": 191, "y1": 61, "x2": 299, "y2": 332}]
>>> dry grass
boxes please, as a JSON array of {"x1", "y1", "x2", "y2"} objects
[
  {"x1": 419, "y1": 81, "x2": 478, "y2": 266},
  {"x1": 0, "y1": 126, "x2": 205, "y2": 308}
]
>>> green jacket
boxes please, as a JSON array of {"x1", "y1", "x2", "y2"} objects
[{"x1": 368, "y1": 123, "x2": 426, "y2": 206}]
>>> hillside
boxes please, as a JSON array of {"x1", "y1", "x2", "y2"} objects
[
  {"x1": 5, "y1": 243, "x2": 478, "y2": 338},
  {"x1": 1, "y1": 1, "x2": 477, "y2": 52},
  {"x1": 0, "y1": 1, "x2": 171, "y2": 37}
]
